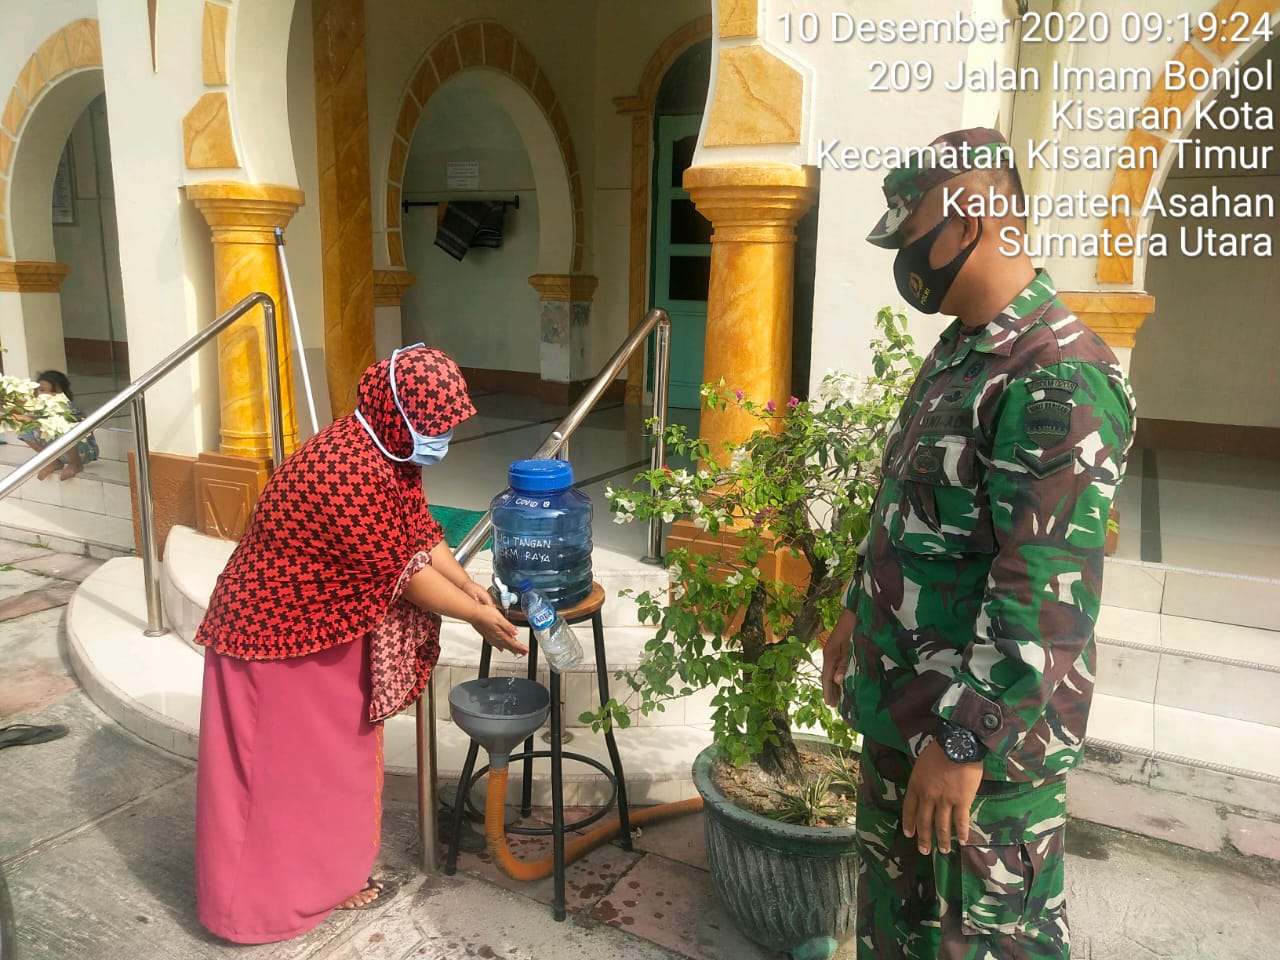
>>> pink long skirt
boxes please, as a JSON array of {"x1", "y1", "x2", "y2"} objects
[{"x1": 195, "y1": 637, "x2": 383, "y2": 944}]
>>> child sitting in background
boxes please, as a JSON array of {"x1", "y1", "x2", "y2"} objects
[{"x1": 19, "y1": 370, "x2": 99, "y2": 481}]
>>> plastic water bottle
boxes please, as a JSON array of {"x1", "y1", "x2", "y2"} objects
[
  {"x1": 491, "y1": 459, "x2": 593, "y2": 607},
  {"x1": 516, "y1": 579, "x2": 583, "y2": 673}
]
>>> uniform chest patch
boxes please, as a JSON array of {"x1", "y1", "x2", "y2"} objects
[
  {"x1": 961, "y1": 358, "x2": 985, "y2": 382},
  {"x1": 909, "y1": 446, "x2": 946, "y2": 483},
  {"x1": 1025, "y1": 400, "x2": 1072, "y2": 446}
]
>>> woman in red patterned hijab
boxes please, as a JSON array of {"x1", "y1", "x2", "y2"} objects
[{"x1": 194, "y1": 346, "x2": 523, "y2": 944}]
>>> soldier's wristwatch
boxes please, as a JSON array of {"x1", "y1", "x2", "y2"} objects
[{"x1": 939, "y1": 721, "x2": 987, "y2": 764}]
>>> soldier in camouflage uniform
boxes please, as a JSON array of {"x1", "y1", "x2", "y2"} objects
[{"x1": 822, "y1": 128, "x2": 1136, "y2": 960}]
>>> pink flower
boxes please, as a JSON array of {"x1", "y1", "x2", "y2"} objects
[
  {"x1": 787, "y1": 396, "x2": 800, "y2": 409},
  {"x1": 734, "y1": 390, "x2": 744, "y2": 401},
  {"x1": 766, "y1": 400, "x2": 776, "y2": 413}
]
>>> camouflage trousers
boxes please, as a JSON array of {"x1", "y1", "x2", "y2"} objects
[{"x1": 856, "y1": 740, "x2": 1070, "y2": 960}]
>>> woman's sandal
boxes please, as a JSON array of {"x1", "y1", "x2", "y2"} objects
[{"x1": 335, "y1": 876, "x2": 400, "y2": 911}]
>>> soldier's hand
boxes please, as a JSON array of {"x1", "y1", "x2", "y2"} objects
[
  {"x1": 902, "y1": 740, "x2": 984, "y2": 855},
  {"x1": 821, "y1": 609, "x2": 856, "y2": 707}
]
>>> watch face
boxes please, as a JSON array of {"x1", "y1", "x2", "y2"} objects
[{"x1": 943, "y1": 727, "x2": 980, "y2": 763}]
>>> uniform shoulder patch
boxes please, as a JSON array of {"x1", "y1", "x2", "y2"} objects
[
  {"x1": 1027, "y1": 377, "x2": 1078, "y2": 401},
  {"x1": 1014, "y1": 447, "x2": 1074, "y2": 479},
  {"x1": 1024, "y1": 399, "x2": 1072, "y2": 446}
]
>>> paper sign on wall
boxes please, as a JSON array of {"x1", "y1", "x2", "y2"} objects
[{"x1": 446, "y1": 161, "x2": 480, "y2": 190}]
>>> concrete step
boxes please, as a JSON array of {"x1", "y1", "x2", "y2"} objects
[
  {"x1": 1101, "y1": 556, "x2": 1280, "y2": 633},
  {"x1": 0, "y1": 426, "x2": 137, "y2": 556},
  {"x1": 0, "y1": 499, "x2": 134, "y2": 557},
  {"x1": 0, "y1": 461, "x2": 132, "y2": 518},
  {"x1": 0, "y1": 442, "x2": 131, "y2": 484},
  {"x1": 67, "y1": 533, "x2": 1280, "y2": 860},
  {"x1": 68, "y1": 557, "x2": 707, "y2": 807},
  {"x1": 0, "y1": 422, "x2": 133, "y2": 463},
  {"x1": 1096, "y1": 611, "x2": 1280, "y2": 726},
  {"x1": 159, "y1": 524, "x2": 669, "y2": 646},
  {"x1": 160, "y1": 526, "x2": 684, "y2": 732}
]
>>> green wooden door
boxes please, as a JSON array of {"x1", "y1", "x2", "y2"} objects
[{"x1": 652, "y1": 115, "x2": 711, "y2": 409}]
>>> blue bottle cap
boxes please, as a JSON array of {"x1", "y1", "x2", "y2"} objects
[{"x1": 508, "y1": 458, "x2": 574, "y2": 493}]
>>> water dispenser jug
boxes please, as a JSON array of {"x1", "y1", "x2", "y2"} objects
[{"x1": 490, "y1": 459, "x2": 593, "y2": 608}]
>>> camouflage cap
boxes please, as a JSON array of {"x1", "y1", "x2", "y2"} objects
[{"x1": 867, "y1": 127, "x2": 1011, "y2": 249}]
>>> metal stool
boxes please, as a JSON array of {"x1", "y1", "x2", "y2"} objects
[{"x1": 444, "y1": 582, "x2": 632, "y2": 921}]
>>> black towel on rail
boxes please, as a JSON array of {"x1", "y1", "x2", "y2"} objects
[{"x1": 434, "y1": 201, "x2": 504, "y2": 261}]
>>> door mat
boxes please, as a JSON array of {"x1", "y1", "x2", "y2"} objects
[{"x1": 430, "y1": 504, "x2": 490, "y2": 550}]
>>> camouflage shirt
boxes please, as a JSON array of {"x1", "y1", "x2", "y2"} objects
[{"x1": 842, "y1": 271, "x2": 1136, "y2": 782}]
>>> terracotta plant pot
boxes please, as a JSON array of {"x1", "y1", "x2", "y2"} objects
[{"x1": 692, "y1": 737, "x2": 860, "y2": 960}]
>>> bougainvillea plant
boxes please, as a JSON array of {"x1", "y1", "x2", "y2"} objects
[{"x1": 591, "y1": 307, "x2": 921, "y2": 781}]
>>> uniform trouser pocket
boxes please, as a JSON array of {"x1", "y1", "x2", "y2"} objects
[
  {"x1": 956, "y1": 830, "x2": 1063, "y2": 936},
  {"x1": 936, "y1": 779, "x2": 1070, "y2": 955}
]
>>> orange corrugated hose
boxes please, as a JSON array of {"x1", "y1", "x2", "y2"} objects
[{"x1": 483, "y1": 766, "x2": 704, "y2": 881}]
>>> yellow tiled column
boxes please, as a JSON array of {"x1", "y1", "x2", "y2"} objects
[
  {"x1": 186, "y1": 182, "x2": 303, "y2": 458},
  {"x1": 684, "y1": 163, "x2": 817, "y2": 460}
]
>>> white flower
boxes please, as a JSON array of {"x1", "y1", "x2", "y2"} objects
[
  {"x1": 693, "y1": 515, "x2": 710, "y2": 531},
  {"x1": 662, "y1": 510, "x2": 675, "y2": 524},
  {"x1": 725, "y1": 572, "x2": 743, "y2": 587}
]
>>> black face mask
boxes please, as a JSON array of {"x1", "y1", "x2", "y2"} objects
[{"x1": 893, "y1": 212, "x2": 982, "y2": 314}]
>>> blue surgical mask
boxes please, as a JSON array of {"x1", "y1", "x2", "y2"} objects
[{"x1": 355, "y1": 343, "x2": 454, "y2": 466}]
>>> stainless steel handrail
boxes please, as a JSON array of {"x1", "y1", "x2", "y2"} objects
[
  {"x1": 453, "y1": 307, "x2": 672, "y2": 566},
  {"x1": 0, "y1": 291, "x2": 285, "y2": 635},
  {"x1": 418, "y1": 306, "x2": 673, "y2": 872}
]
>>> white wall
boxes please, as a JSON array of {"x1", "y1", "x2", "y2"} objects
[
  {"x1": 590, "y1": 2, "x2": 709, "y2": 376},
  {"x1": 364, "y1": 0, "x2": 705, "y2": 383},
  {"x1": 730, "y1": 0, "x2": 1008, "y2": 382},
  {"x1": 0, "y1": 2, "x2": 98, "y2": 377},
  {"x1": 1131, "y1": 36, "x2": 1279, "y2": 429},
  {"x1": 53, "y1": 96, "x2": 126, "y2": 345},
  {"x1": 232, "y1": 0, "x2": 300, "y2": 187},
  {"x1": 98, "y1": 1, "x2": 217, "y2": 455},
  {"x1": 365, "y1": 0, "x2": 596, "y2": 272},
  {"x1": 285, "y1": 0, "x2": 331, "y2": 436},
  {"x1": 1009, "y1": 0, "x2": 1240, "y2": 292},
  {"x1": 400, "y1": 79, "x2": 540, "y2": 373},
  {"x1": 696, "y1": 0, "x2": 1253, "y2": 394}
]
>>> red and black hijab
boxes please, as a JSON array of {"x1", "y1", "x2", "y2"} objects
[{"x1": 196, "y1": 347, "x2": 476, "y2": 660}]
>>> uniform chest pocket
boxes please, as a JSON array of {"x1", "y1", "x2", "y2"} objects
[{"x1": 890, "y1": 435, "x2": 994, "y2": 557}]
